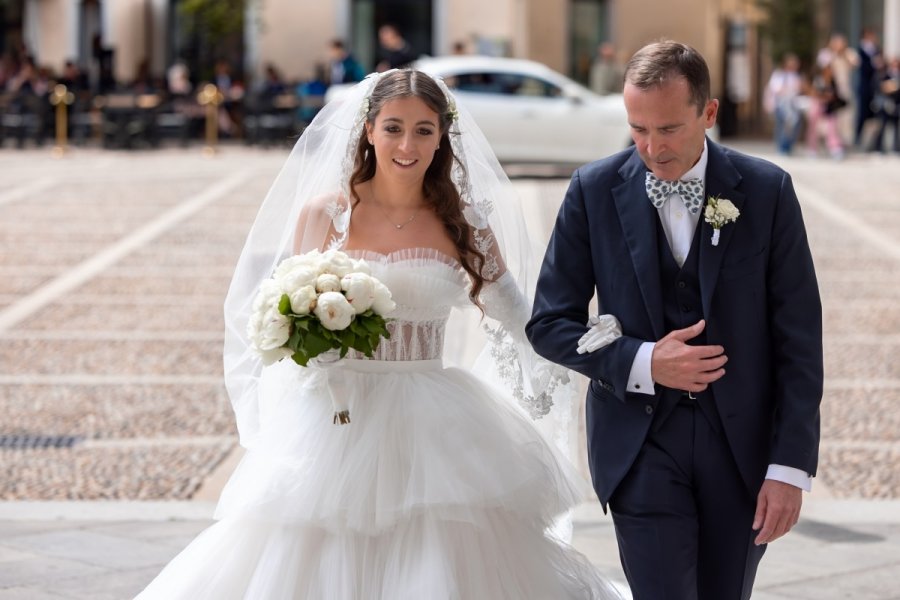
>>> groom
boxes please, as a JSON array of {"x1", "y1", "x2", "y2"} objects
[{"x1": 526, "y1": 41, "x2": 822, "y2": 600}]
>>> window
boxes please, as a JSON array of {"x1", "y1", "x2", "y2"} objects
[{"x1": 450, "y1": 72, "x2": 562, "y2": 97}]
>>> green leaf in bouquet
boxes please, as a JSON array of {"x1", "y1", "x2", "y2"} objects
[
  {"x1": 352, "y1": 335, "x2": 374, "y2": 357},
  {"x1": 349, "y1": 319, "x2": 366, "y2": 336},
  {"x1": 361, "y1": 316, "x2": 387, "y2": 334},
  {"x1": 366, "y1": 317, "x2": 392, "y2": 343},
  {"x1": 278, "y1": 294, "x2": 291, "y2": 315},
  {"x1": 303, "y1": 329, "x2": 333, "y2": 357},
  {"x1": 294, "y1": 317, "x2": 311, "y2": 332},
  {"x1": 287, "y1": 327, "x2": 303, "y2": 351},
  {"x1": 291, "y1": 349, "x2": 310, "y2": 366}
]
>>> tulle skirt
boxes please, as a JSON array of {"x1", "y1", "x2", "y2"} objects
[{"x1": 135, "y1": 359, "x2": 621, "y2": 599}]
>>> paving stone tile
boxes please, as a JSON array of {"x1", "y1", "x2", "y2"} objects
[
  {"x1": 0, "y1": 274, "x2": 58, "y2": 296},
  {"x1": 821, "y1": 388, "x2": 900, "y2": 441},
  {"x1": 3, "y1": 529, "x2": 179, "y2": 570},
  {"x1": 55, "y1": 565, "x2": 164, "y2": 600},
  {"x1": 0, "y1": 444, "x2": 234, "y2": 500},
  {"x1": 19, "y1": 301, "x2": 225, "y2": 332},
  {"x1": 822, "y1": 301, "x2": 900, "y2": 334},
  {"x1": 824, "y1": 341, "x2": 900, "y2": 379},
  {"x1": 759, "y1": 561, "x2": 900, "y2": 600},
  {"x1": 0, "y1": 585, "x2": 72, "y2": 599},
  {"x1": 0, "y1": 383, "x2": 234, "y2": 439},
  {"x1": 0, "y1": 339, "x2": 222, "y2": 376},
  {"x1": 75, "y1": 274, "x2": 232, "y2": 296},
  {"x1": 0, "y1": 556, "x2": 109, "y2": 588},
  {"x1": 819, "y1": 446, "x2": 900, "y2": 498}
]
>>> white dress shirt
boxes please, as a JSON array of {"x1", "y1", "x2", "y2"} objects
[{"x1": 625, "y1": 141, "x2": 811, "y2": 492}]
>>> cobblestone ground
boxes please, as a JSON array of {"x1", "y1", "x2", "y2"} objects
[{"x1": 0, "y1": 144, "x2": 898, "y2": 501}]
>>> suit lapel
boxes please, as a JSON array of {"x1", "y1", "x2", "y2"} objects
[
  {"x1": 699, "y1": 140, "x2": 745, "y2": 318},
  {"x1": 614, "y1": 152, "x2": 664, "y2": 340}
]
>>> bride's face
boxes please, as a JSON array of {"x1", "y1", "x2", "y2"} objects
[{"x1": 366, "y1": 96, "x2": 441, "y2": 182}]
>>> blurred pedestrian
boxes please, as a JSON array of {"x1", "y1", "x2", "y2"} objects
[
  {"x1": 58, "y1": 60, "x2": 89, "y2": 93},
  {"x1": 807, "y1": 62, "x2": 846, "y2": 160},
  {"x1": 854, "y1": 27, "x2": 883, "y2": 148},
  {"x1": 589, "y1": 42, "x2": 625, "y2": 96},
  {"x1": 375, "y1": 24, "x2": 416, "y2": 72},
  {"x1": 869, "y1": 57, "x2": 900, "y2": 154},
  {"x1": 328, "y1": 40, "x2": 365, "y2": 85},
  {"x1": 259, "y1": 63, "x2": 286, "y2": 98},
  {"x1": 295, "y1": 63, "x2": 328, "y2": 123},
  {"x1": 166, "y1": 60, "x2": 192, "y2": 96},
  {"x1": 764, "y1": 53, "x2": 805, "y2": 154},
  {"x1": 816, "y1": 33, "x2": 858, "y2": 144}
]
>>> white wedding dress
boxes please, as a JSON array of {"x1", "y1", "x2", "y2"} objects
[{"x1": 136, "y1": 248, "x2": 621, "y2": 600}]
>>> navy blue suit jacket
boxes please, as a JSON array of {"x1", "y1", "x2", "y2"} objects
[{"x1": 526, "y1": 139, "x2": 823, "y2": 506}]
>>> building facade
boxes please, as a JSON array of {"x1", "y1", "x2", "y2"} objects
[{"x1": 3, "y1": 0, "x2": 894, "y2": 134}]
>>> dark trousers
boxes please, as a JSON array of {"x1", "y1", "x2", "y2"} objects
[{"x1": 609, "y1": 401, "x2": 766, "y2": 600}]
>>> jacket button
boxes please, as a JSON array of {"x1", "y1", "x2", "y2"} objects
[
  {"x1": 645, "y1": 405, "x2": 653, "y2": 415},
  {"x1": 677, "y1": 281, "x2": 686, "y2": 289}
]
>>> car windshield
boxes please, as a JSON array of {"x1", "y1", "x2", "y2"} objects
[{"x1": 447, "y1": 72, "x2": 563, "y2": 98}]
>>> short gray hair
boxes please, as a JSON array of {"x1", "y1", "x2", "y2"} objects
[{"x1": 624, "y1": 41, "x2": 711, "y2": 115}]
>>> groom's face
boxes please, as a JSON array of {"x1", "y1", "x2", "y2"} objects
[{"x1": 624, "y1": 77, "x2": 718, "y2": 181}]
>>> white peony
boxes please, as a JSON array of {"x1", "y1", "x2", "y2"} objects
[
  {"x1": 320, "y1": 249, "x2": 356, "y2": 277},
  {"x1": 352, "y1": 258, "x2": 372, "y2": 275},
  {"x1": 314, "y1": 291, "x2": 355, "y2": 330},
  {"x1": 251, "y1": 278, "x2": 284, "y2": 313},
  {"x1": 274, "y1": 250, "x2": 322, "y2": 280},
  {"x1": 315, "y1": 273, "x2": 342, "y2": 293},
  {"x1": 341, "y1": 272, "x2": 376, "y2": 314},
  {"x1": 288, "y1": 284, "x2": 317, "y2": 315},
  {"x1": 279, "y1": 265, "x2": 318, "y2": 291},
  {"x1": 249, "y1": 306, "x2": 291, "y2": 350},
  {"x1": 371, "y1": 281, "x2": 396, "y2": 316}
]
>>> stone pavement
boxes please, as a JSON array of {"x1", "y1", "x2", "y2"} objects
[{"x1": 0, "y1": 143, "x2": 898, "y2": 598}]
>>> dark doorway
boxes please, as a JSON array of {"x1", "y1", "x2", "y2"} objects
[
  {"x1": 351, "y1": 0, "x2": 433, "y2": 72},
  {"x1": 167, "y1": 0, "x2": 245, "y2": 85},
  {"x1": 0, "y1": 0, "x2": 25, "y2": 61}
]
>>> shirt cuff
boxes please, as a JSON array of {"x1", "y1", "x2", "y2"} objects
[
  {"x1": 626, "y1": 342, "x2": 655, "y2": 395},
  {"x1": 766, "y1": 464, "x2": 812, "y2": 492}
]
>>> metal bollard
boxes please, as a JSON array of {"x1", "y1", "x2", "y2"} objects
[
  {"x1": 197, "y1": 83, "x2": 224, "y2": 156},
  {"x1": 49, "y1": 84, "x2": 75, "y2": 157}
]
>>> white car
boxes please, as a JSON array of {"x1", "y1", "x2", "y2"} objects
[{"x1": 326, "y1": 56, "x2": 632, "y2": 165}]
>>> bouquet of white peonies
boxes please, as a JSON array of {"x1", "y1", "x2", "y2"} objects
[{"x1": 247, "y1": 249, "x2": 395, "y2": 423}]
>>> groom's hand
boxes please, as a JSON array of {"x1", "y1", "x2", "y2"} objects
[
  {"x1": 753, "y1": 479, "x2": 802, "y2": 545},
  {"x1": 650, "y1": 320, "x2": 727, "y2": 392}
]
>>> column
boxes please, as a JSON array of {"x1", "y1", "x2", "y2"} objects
[{"x1": 885, "y1": 0, "x2": 899, "y2": 58}]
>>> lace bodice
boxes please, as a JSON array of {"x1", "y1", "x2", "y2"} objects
[{"x1": 345, "y1": 248, "x2": 471, "y2": 361}]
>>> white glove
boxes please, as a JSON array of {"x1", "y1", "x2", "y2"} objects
[{"x1": 576, "y1": 314, "x2": 622, "y2": 354}]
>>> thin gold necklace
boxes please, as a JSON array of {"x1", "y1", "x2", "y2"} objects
[{"x1": 369, "y1": 188, "x2": 423, "y2": 230}]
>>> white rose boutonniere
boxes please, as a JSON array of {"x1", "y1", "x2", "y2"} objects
[{"x1": 703, "y1": 195, "x2": 740, "y2": 246}]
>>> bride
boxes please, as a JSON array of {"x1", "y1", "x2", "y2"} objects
[{"x1": 135, "y1": 69, "x2": 622, "y2": 599}]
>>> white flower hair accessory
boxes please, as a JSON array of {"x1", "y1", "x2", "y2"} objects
[
  {"x1": 704, "y1": 195, "x2": 740, "y2": 246},
  {"x1": 447, "y1": 97, "x2": 459, "y2": 122}
]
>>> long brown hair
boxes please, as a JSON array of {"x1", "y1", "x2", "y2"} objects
[{"x1": 348, "y1": 69, "x2": 488, "y2": 305}]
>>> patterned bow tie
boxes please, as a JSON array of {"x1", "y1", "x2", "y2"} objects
[{"x1": 645, "y1": 172, "x2": 705, "y2": 214}]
